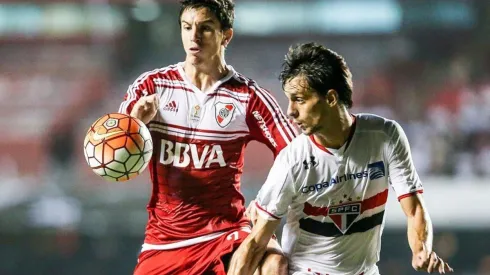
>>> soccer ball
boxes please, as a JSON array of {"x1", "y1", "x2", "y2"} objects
[{"x1": 83, "y1": 113, "x2": 153, "y2": 182}]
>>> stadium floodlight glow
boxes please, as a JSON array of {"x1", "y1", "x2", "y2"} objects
[
  {"x1": 131, "y1": 0, "x2": 161, "y2": 22},
  {"x1": 235, "y1": 0, "x2": 402, "y2": 35}
]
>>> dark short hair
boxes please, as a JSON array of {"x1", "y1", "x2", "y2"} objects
[
  {"x1": 179, "y1": 0, "x2": 235, "y2": 30},
  {"x1": 279, "y1": 42, "x2": 353, "y2": 108}
]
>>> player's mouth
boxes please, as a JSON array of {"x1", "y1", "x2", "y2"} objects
[
  {"x1": 295, "y1": 122, "x2": 306, "y2": 129},
  {"x1": 189, "y1": 47, "x2": 201, "y2": 53}
]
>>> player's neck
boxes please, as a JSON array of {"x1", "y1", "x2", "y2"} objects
[
  {"x1": 314, "y1": 110, "x2": 354, "y2": 149},
  {"x1": 183, "y1": 57, "x2": 229, "y2": 92}
]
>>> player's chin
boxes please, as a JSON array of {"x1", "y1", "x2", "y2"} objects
[
  {"x1": 187, "y1": 54, "x2": 204, "y2": 64},
  {"x1": 300, "y1": 127, "x2": 313, "y2": 135}
]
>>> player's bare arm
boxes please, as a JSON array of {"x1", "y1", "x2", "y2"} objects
[
  {"x1": 130, "y1": 94, "x2": 159, "y2": 124},
  {"x1": 228, "y1": 216, "x2": 281, "y2": 275},
  {"x1": 400, "y1": 193, "x2": 453, "y2": 273}
]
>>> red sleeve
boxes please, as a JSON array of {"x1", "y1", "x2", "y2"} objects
[
  {"x1": 118, "y1": 71, "x2": 156, "y2": 115},
  {"x1": 246, "y1": 84, "x2": 297, "y2": 157}
]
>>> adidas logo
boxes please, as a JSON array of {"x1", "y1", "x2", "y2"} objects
[{"x1": 163, "y1": 100, "x2": 179, "y2": 112}]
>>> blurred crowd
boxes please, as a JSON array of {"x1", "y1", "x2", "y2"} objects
[
  {"x1": 354, "y1": 51, "x2": 490, "y2": 178},
  {"x1": 0, "y1": 1, "x2": 489, "y2": 274}
]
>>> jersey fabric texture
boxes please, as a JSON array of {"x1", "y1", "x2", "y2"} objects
[
  {"x1": 119, "y1": 63, "x2": 297, "y2": 251},
  {"x1": 133, "y1": 227, "x2": 250, "y2": 275},
  {"x1": 255, "y1": 114, "x2": 423, "y2": 275}
]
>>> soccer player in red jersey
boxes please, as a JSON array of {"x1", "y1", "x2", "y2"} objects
[{"x1": 118, "y1": 1, "x2": 297, "y2": 274}]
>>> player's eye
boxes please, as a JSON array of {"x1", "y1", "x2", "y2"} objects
[{"x1": 183, "y1": 25, "x2": 191, "y2": 30}]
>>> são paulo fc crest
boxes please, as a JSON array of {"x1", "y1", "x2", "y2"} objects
[
  {"x1": 328, "y1": 202, "x2": 361, "y2": 234},
  {"x1": 215, "y1": 102, "x2": 235, "y2": 128}
]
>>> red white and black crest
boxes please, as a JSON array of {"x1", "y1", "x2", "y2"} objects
[
  {"x1": 328, "y1": 202, "x2": 361, "y2": 234},
  {"x1": 215, "y1": 102, "x2": 235, "y2": 128}
]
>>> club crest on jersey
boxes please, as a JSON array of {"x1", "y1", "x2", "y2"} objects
[
  {"x1": 215, "y1": 102, "x2": 235, "y2": 128},
  {"x1": 328, "y1": 202, "x2": 361, "y2": 234}
]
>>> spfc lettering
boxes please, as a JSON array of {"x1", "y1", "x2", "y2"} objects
[{"x1": 328, "y1": 202, "x2": 361, "y2": 234}]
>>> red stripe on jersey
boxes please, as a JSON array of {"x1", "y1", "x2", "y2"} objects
[
  {"x1": 235, "y1": 73, "x2": 297, "y2": 143},
  {"x1": 151, "y1": 128, "x2": 247, "y2": 144},
  {"x1": 253, "y1": 84, "x2": 297, "y2": 142},
  {"x1": 398, "y1": 190, "x2": 423, "y2": 201},
  {"x1": 361, "y1": 189, "x2": 388, "y2": 212},
  {"x1": 303, "y1": 201, "x2": 329, "y2": 216},
  {"x1": 303, "y1": 189, "x2": 389, "y2": 216},
  {"x1": 255, "y1": 201, "x2": 281, "y2": 220},
  {"x1": 309, "y1": 135, "x2": 333, "y2": 155},
  {"x1": 154, "y1": 83, "x2": 194, "y2": 93},
  {"x1": 222, "y1": 78, "x2": 253, "y2": 94},
  {"x1": 150, "y1": 121, "x2": 249, "y2": 135},
  {"x1": 120, "y1": 65, "x2": 182, "y2": 114},
  {"x1": 207, "y1": 92, "x2": 248, "y2": 103}
]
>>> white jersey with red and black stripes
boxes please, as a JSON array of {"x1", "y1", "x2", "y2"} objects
[
  {"x1": 255, "y1": 114, "x2": 423, "y2": 275},
  {"x1": 119, "y1": 63, "x2": 297, "y2": 250}
]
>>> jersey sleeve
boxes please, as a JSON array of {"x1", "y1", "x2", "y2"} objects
[
  {"x1": 255, "y1": 151, "x2": 296, "y2": 220},
  {"x1": 118, "y1": 71, "x2": 156, "y2": 115},
  {"x1": 385, "y1": 120, "x2": 424, "y2": 201},
  {"x1": 246, "y1": 84, "x2": 298, "y2": 156}
]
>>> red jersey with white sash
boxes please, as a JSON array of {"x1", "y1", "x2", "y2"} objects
[{"x1": 119, "y1": 63, "x2": 297, "y2": 250}]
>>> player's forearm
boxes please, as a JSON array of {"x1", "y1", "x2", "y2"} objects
[
  {"x1": 230, "y1": 217, "x2": 280, "y2": 275},
  {"x1": 230, "y1": 238, "x2": 268, "y2": 275},
  {"x1": 406, "y1": 201, "x2": 433, "y2": 255}
]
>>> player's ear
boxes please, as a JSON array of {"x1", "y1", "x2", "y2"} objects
[
  {"x1": 326, "y1": 89, "x2": 338, "y2": 107},
  {"x1": 222, "y1": 28, "x2": 233, "y2": 48}
]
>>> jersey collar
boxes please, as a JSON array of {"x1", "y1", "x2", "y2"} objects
[
  {"x1": 309, "y1": 114, "x2": 357, "y2": 155},
  {"x1": 177, "y1": 62, "x2": 236, "y2": 95}
]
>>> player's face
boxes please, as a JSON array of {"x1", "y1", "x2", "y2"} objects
[
  {"x1": 284, "y1": 75, "x2": 331, "y2": 135},
  {"x1": 180, "y1": 7, "x2": 232, "y2": 65}
]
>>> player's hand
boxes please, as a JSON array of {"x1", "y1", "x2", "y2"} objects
[
  {"x1": 245, "y1": 200, "x2": 258, "y2": 226},
  {"x1": 412, "y1": 250, "x2": 453, "y2": 273},
  {"x1": 130, "y1": 94, "x2": 159, "y2": 124}
]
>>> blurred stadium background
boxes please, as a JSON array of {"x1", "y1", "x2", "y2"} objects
[{"x1": 1, "y1": 0, "x2": 489, "y2": 274}]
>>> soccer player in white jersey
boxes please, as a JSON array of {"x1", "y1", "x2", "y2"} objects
[
  {"x1": 118, "y1": 1, "x2": 297, "y2": 274},
  {"x1": 228, "y1": 42, "x2": 453, "y2": 275}
]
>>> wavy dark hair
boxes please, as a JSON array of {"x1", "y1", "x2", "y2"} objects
[
  {"x1": 179, "y1": 0, "x2": 235, "y2": 30},
  {"x1": 280, "y1": 42, "x2": 353, "y2": 108}
]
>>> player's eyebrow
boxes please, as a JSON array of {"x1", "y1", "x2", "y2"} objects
[{"x1": 181, "y1": 19, "x2": 216, "y2": 25}]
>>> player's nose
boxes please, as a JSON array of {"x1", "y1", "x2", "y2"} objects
[
  {"x1": 287, "y1": 102, "x2": 298, "y2": 119},
  {"x1": 190, "y1": 27, "x2": 201, "y2": 42}
]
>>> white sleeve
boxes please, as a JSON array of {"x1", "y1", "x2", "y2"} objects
[
  {"x1": 255, "y1": 151, "x2": 296, "y2": 220},
  {"x1": 385, "y1": 120, "x2": 424, "y2": 200}
]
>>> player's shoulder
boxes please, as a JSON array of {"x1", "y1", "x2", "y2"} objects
[
  {"x1": 276, "y1": 134, "x2": 312, "y2": 168},
  {"x1": 133, "y1": 63, "x2": 181, "y2": 82},
  {"x1": 355, "y1": 113, "x2": 402, "y2": 136},
  {"x1": 230, "y1": 70, "x2": 273, "y2": 96}
]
